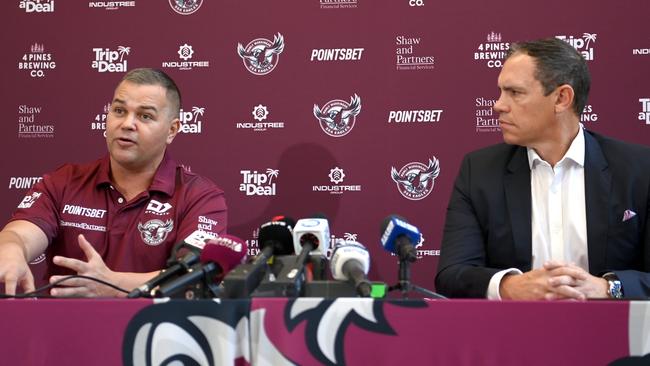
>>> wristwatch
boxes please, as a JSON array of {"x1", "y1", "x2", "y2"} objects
[{"x1": 602, "y1": 272, "x2": 624, "y2": 299}]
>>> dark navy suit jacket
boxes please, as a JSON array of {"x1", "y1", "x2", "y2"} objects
[{"x1": 435, "y1": 130, "x2": 650, "y2": 299}]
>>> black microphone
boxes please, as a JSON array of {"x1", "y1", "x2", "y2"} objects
[
  {"x1": 379, "y1": 214, "x2": 422, "y2": 263},
  {"x1": 221, "y1": 216, "x2": 295, "y2": 298},
  {"x1": 330, "y1": 240, "x2": 372, "y2": 297},
  {"x1": 154, "y1": 235, "x2": 247, "y2": 298},
  {"x1": 272, "y1": 216, "x2": 330, "y2": 297},
  {"x1": 126, "y1": 230, "x2": 218, "y2": 298}
]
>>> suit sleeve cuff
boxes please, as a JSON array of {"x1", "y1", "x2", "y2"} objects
[{"x1": 487, "y1": 268, "x2": 523, "y2": 300}]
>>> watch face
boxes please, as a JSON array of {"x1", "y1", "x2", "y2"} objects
[{"x1": 609, "y1": 280, "x2": 623, "y2": 299}]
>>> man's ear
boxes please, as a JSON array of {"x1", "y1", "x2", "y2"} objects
[
  {"x1": 167, "y1": 118, "x2": 180, "y2": 145},
  {"x1": 554, "y1": 84, "x2": 576, "y2": 114}
]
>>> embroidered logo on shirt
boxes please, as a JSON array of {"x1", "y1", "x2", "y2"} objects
[
  {"x1": 17, "y1": 192, "x2": 42, "y2": 208},
  {"x1": 145, "y1": 200, "x2": 173, "y2": 215},
  {"x1": 138, "y1": 219, "x2": 174, "y2": 246}
]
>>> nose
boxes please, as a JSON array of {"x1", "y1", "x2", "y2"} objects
[
  {"x1": 493, "y1": 92, "x2": 508, "y2": 114},
  {"x1": 120, "y1": 112, "x2": 137, "y2": 130}
]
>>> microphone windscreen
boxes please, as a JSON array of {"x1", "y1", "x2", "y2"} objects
[
  {"x1": 258, "y1": 216, "x2": 295, "y2": 256},
  {"x1": 200, "y1": 234, "x2": 248, "y2": 279}
]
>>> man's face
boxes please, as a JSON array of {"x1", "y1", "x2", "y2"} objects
[
  {"x1": 493, "y1": 53, "x2": 558, "y2": 147},
  {"x1": 106, "y1": 81, "x2": 179, "y2": 171}
]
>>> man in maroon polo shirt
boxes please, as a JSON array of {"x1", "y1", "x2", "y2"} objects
[{"x1": 0, "y1": 68, "x2": 227, "y2": 297}]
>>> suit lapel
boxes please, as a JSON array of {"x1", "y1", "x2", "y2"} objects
[
  {"x1": 504, "y1": 147, "x2": 533, "y2": 271},
  {"x1": 584, "y1": 131, "x2": 611, "y2": 273}
]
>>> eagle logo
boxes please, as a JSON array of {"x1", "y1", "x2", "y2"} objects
[
  {"x1": 138, "y1": 219, "x2": 174, "y2": 246},
  {"x1": 391, "y1": 157, "x2": 440, "y2": 200},
  {"x1": 237, "y1": 33, "x2": 285, "y2": 75},
  {"x1": 313, "y1": 94, "x2": 362, "y2": 137}
]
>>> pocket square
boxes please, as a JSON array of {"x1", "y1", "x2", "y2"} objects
[{"x1": 622, "y1": 209, "x2": 637, "y2": 222}]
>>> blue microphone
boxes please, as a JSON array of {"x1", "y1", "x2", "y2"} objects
[{"x1": 380, "y1": 215, "x2": 421, "y2": 262}]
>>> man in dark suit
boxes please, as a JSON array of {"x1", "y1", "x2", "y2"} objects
[{"x1": 435, "y1": 38, "x2": 650, "y2": 300}]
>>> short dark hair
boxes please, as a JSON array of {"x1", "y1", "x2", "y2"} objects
[
  {"x1": 120, "y1": 68, "x2": 182, "y2": 119},
  {"x1": 506, "y1": 37, "x2": 590, "y2": 116}
]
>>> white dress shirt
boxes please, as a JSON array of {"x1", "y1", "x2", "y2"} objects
[{"x1": 487, "y1": 126, "x2": 588, "y2": 299}]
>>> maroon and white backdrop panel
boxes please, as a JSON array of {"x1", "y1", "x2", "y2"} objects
[{"x1": 1, "y1": 0, "x2": 648, "y2": 293}]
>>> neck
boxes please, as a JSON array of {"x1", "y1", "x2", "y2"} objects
[
  {"x1": 109, "y1": 158, "x2": 162, "y2": 202},
  {"x1": 532, "y1": 117, "x2": 580, "y2": 167}
]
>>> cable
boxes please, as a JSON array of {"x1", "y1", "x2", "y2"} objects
[{"x1": 0, "y1": 275, "x2": 130, "y2": 299}]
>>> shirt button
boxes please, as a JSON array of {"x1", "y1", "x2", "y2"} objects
[{"x1": 118, "y1": 197, "x2": 124, "y2": 204}]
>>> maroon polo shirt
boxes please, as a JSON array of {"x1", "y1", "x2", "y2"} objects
[{"x1": 10, "y1": 152, "x2": 227, "y2": 288}]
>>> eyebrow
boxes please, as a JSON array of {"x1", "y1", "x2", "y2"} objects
[{"x1": 111, "y1": 98, "x2": 158, "y2": 113}]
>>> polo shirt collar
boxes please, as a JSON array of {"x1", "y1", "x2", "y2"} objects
[{"x1": 95, "y1": 151, "x2": 177, "y2": 197}]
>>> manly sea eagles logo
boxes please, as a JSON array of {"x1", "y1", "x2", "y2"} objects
[
  {"x1": 391, "y1": 156, "x2": 440, "y2": 200},
  {"x1": 138, "y1": 219, "x2": 174, "y2": 246},
  {"x1": 237, "y1": 33, "x2": 285, "y2": 75},
  {"x1": 313, "y1": 94, "x2": 362, "y2": 137},
  {"x1": 168, "y1": 0, "x2": 203, "y2": 15}
]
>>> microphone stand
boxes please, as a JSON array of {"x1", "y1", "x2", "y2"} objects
[{"x1": 388, "y1": 257, "x2": 446, "y2": 300}]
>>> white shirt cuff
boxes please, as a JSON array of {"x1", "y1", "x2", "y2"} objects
[{"x1": 486, "y1": 268, "x2": 523, "y2": 300}]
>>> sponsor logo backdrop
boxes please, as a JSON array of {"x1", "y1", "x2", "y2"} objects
[{"x1": 1, "y1": 0, "x2": 648, "y2": 293}]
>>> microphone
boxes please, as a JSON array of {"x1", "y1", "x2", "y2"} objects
[
  {"x1": 330, "y1": 240, "x2": 372, "y2": 297},
  {"x1": 380, "y1": 215, "x2": 421, "y2": 262},
  {"x1": 154, "y1": 235, "x2": 247, "y2": 298},
  {"x1": 221, "y1": 216, "x2": 295, "y2": 298},
  {"x1": 273, "y1": 216, "x2": 331, "y2": 296},
  {"x1": 126, "y1": 230, "x2": 218, "y2": 298}
]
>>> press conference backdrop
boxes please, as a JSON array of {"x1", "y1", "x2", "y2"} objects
[{"x1": 1, "y1": 0, "x2": 648, "y2": 293}]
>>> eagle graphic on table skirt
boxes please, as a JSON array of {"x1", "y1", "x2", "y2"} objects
[{"x1": 122, "y1": 298, "x2": 428, "y2": 365}]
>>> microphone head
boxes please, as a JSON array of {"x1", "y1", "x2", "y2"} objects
[
  {"x1": 200, "y1": 234, "x2": 248, "y2": 280},
  {"x1": 379, "y1": 215, "x2": 421, "y2": 254},
  {"x1": 258, "y1": 216, "x2": 295, "y2": 256},
  {"x1": 292, "y1": 218, "x2": 330, "y2": 257},
  {"x1": 330, "y1": 240, "x2": 370, "y2": 281},
  {"x1": 167, "y1": 230, "x2": 219, "y2": 267}
]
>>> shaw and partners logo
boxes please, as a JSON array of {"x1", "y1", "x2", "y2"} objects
[
  {"x1": 19, "y1": 0, "x2": 54, "y2": 12},
  {"x1": 237, "y1": 33, "x2": 285, "y2": 75},
  {"x1": 395, "y1": 35, "x2": 435, "y2": 71},
  {"x1": 169, "y1": 0, "x2": 202, "y2": 15},
  {"x1": 640, "y1": 98, "x2": 650, "y2": 124},
  {"x1": 19, "y1": 43, "x2": 56, "y2": 78},
  {"x1": 391, "y1": 156, "x2": 440, "y2": 200},
  {"x1": 319, "y1": 0, "x2": 358, "y2": 9},
  {"x1": 240, "y1": 169, "x2": 279, "y2": 196},
  {"x1": 313, "y1": 94, "x2": 361, "y2": 137},
  {"x1": 556, "y1": 33, "x2": 596, "y2": 61},
  {"x1": 91, "y1": 46, "x2": 130, "y2": 73},
  {"x1": 475, "y1": 97, "x2": 499, "y2": 133},
  {"x1": 18, "y1": 104, "x2": 54, "y2": 139},
  {"x1": 179, "y1": 105, "x2": 205, "y2": 134},
  {"x1": 474, "y1": 32, "x2": 510, "y2": 68},
  {"x1": 312, "y1": 167, "x2": 361, "y2": 195}
]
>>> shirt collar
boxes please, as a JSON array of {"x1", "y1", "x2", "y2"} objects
[
  {"x1": 527, "y1": 124, "x2": 585, "y2": 169},
  {"x1": 95, "y1": 151, "x2": 177, "y2": 197}
]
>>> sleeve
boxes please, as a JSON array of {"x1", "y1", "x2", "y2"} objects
[
  {"x1": 435, "y1": 154, "x2": 501, "y2": 298},
  {"x1": 614, "y1": 182, "x2": 650, "y2": 299},
  {"x1": 8, "y1": 169, "x2": 66, "y2": 244},
  {"x1": 174, "y1": 177, "x2": 228, "y2": 243}
]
